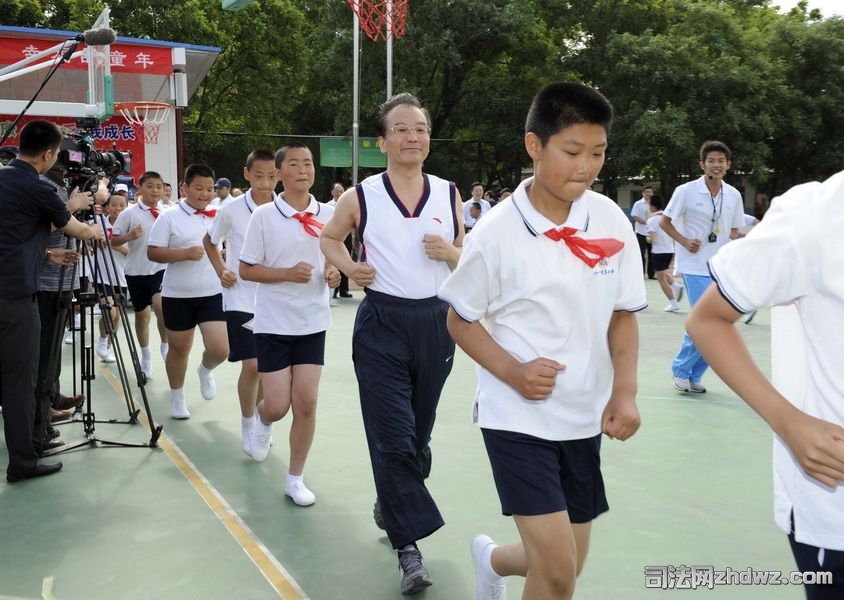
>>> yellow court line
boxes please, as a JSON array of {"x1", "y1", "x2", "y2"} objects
[{"x1": 100, "y1": 368, "x2": 309, "y2": 600}]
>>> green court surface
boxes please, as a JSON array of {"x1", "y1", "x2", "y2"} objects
[{"x1": 0, "y1": 282, "x2": 805, "y2": 599}]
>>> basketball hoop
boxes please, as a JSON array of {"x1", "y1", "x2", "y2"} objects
[
  {"x1": 114, "y1": 101, "x2": 171, "y2": 145},
  {"x1": 347, "y1": 0, "x2": 409, "y2": 42}
]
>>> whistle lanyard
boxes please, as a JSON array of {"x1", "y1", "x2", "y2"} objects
[{"x1": 710, "y1": 187, "x2": 723, "y2": 233}]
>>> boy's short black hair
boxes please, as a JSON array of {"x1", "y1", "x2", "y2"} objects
[
  {"x1": 183, "y1": 164, "x2": 215, "y2": 186},
  {"x1": 649, "y1": 195, "x2": 663, "y2": 211},
  {"x1": 246, "y1": 148, "x2": 276, "y2": 170},
  {"x1": 700, "y1": 140, "x2": 731, "y2": 162},
  {"x1": 470, "y1": 202, "x2": 481, "y2": 210},
  {"x1": 525, "y1": 82, "x2": 613, "y2": 145},
  {"x1": 375, "y1": 92, "x2": 432, "y2": 137},
  {"x1": 139, "y1": 171, "x2": 164, "y2": 186},
  {"x1": 642, "y1": 184, "x2": 654, "y2": 192},
  {"x1": 471, "y1": 182, "x2": 483, "y2": 189},
  {"x1": 274, "y1": 143, "x2": 312, "y2": 168},
  {"x1": 105, "y1": 193, "x2": 126, "y2": 206},
  {"x1": 19, "y1": 120, "x2": 63, "y2": 156}
]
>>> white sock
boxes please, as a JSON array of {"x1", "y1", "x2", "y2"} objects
[
  {"x1": 160, "y1": 342, "x2": 169, "y2": 354},
  {"x1": 286, "y1": 473, "x2": 304, "y2": 486},
  {"x1": 241, "y1": 416, "x2": 255, "y2": 429},
  {"x1": 141, "y1": 346, "x2": 151, "y2": 360},
  {"x1": 481, "y1": 543, "x2": 504, "y2": 582},
  {"x1": 198, "y1": 363, "x2": 213, "y2": 378},
  {"x1": 98, "y1": 337, "x2": 108, "y2": 345},
  {"x1": 170, "y1": 387, "x2": 185, "y2": 401}
]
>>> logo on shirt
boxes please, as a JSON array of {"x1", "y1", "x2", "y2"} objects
[{"x1": 593, "y1": 258, "x2": 615, "y2": 276}]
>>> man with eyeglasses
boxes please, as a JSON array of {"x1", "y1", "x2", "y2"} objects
[
  {"x1": 320, "y1": 92, "x2": 464, "y2": 595},
  {"x1": 659, "y1": 140, "x2": 745, "y2": 395}
]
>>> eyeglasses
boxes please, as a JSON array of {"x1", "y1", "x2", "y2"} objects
[{"x1": 388, "y1": 125, "x2": 432, "y2": 137}]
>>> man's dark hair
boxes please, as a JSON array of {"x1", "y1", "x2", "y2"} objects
[
  {"x1": 183, "y1": 164, "x2": 215, "y2": 186},
  {"x1": 700, "y1": 140, "x2": 731, "y2": 162},
  {"x1": 19, "y1": 120, "x2": 63, "y2": 156},
  {"x1": 525, "y1": 82, "x2": 613, "y2": 145},
  {"x1": 375, "y1": 92, "x2": 432, "y2": 137},
  {"x1": 471, "y1": 182, "x2": 483, "y2": 189},
  {"x1": 274, "y1": 143, "x2": 312, "y2": 168},
  {"x1": 139, "y1": 171, "x2": 164, "y2": 186},
  {"x1": 471, "y1": 202, "x2": 481, "y2": 210},
  {"x1": 247, "y1": 148, "x2": 276, "y2": 170},
  {"x1": 642, "y1": 184, "x2": 654, "y2": 192}
]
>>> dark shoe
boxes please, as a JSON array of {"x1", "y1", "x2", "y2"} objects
[
  {"x1": 47, "y1": 426, "x2": 61, "y2": 439},
  {"x1": 373, "y1": 499, "x2": 386, "y2": 530},
  {"x1": 398, "y1": 546, "x2": 433, "y2": 595},
  {"x1": 332, "y1": 290, "x2": 339, "y2": 299},
  {"x1": 7, "y1": 461, "x2": 63, "y2": 483},
  {"x1": 35, "y1": 439, "x2": 65, "y2": 457},
  {"x1": 55, "y1": 394, "x2": 84, "y2": 411},
  {"x1": 339, "y1": 292, "x2": 353, "y2": 298},
  {"x1": 51, "y1": 408, "x2": 73, "y2": 422}
]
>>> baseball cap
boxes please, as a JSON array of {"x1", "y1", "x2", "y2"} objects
[
  {"x1": 114, "y1": 183, "x2": 129, "y2": 193},
  {"x1": 214, "y1": 178, "x2": 232, "y2": 189}
]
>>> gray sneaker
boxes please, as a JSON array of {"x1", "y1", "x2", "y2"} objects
[
  {"x1": 373, "y1": 499, "x2": 386, "y2": 530},
  {"x1": 398, "y1": 546, "x2": 433, "y2": 595},
  {"x1": 689, "y1": 381, "x2": 707, "y2": 394},
  {"x1": 672, "y1": 376, "x2": 692, "y2": 392}
]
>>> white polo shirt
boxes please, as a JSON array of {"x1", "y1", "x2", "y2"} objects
[
  {"x1": 709, "y1": 170, "x2": 844, "y2": 551},
  {"x1": 111, "y1": 202, "x2": 165, "y2": 276},
  {"x1": 357, "y1": 172, "x2": 458, "y2": 299},
  {"x1": 663, "y1": 176, "x2": 744, "y2": 276},
  {"x1": 239, "y1": 194, "x2": 334, "y2": 336},
  {"x1": 147, "y1": 202, "x2": 221, "y2": 298},
  {"x1": 630, "y1": 198, "x2": 650, "y2": 236},
  {"x1": 645, "y1": 211, "x2": 674, "y2": 255},
  {"x1": 462, "y1": 198, "x2": 491, "y2": 228},
  {"x1": 439, "y1": 177, "x2": 647, "y2": 441},
  {"x1": 94, "y1": 217, "x2": 127, "y2": 287},
  {"x1": 207, "y1": 190, "x2": 268, "y2": 313}
]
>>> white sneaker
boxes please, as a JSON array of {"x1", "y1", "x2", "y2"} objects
[
  {"x1": 251, "y1": 421, "x2": 273, "y2": 461},
  {"x1": 664, "y1": 301, "x2": 680, "y2": 312},
  {"x1": 102, "y1": 347, "x2": 116, "y2": 363},
  {"x1": 96, "y1": 339, "x2": 109, "y2": 360},
  {"x1": 170, "y1": 397, "x2": 190, "y2": 419},
  {"x1": 242, "y1": 421, "x2": 254, "y2": 457},
  {"x1": 197, "y1": 365, "x2": 216, "y2": 400},
  {"x1": 285, "y1": 479, "x2": 316, "y2": 506},
  {"x1": 672, "y1": 282, "x2": 684, "y2": 303},
  {"x1": 471, "y1": 534, "x2": 507, "y2": 600},
  {"x1": 64, "y1": 329, "x2": 74, "y2": 344},
  {"x1": 141, "y1": 356, "x2": 153, "y2": 378},
  {"x1": 672, "y1": 376, "x2": 692, "y2": 393}
]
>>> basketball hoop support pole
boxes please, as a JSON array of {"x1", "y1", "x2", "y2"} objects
[
  {"x1": 352, "y1": 1, "x2": 361, "y2": 186},
  {"x1": 386, "y1": 0, "x2": 393, "y2": 99}
]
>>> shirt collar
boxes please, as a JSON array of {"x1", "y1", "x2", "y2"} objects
[
  {"x1": 274, "y1": 193, "x2": 320, "y2": 218},
  {"x1": 512, "y1": 177, "x2": 590, "y2": 237}
]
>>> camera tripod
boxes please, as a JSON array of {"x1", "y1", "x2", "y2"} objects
[{"x1": 45, "y1": 209, "x2": 161, "y2": 454}]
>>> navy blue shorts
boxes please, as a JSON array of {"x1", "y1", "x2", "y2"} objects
[
  {"x1": 162, "y1": 294, "x2": 225, "y2": 331},
  {"x1": 225, "y1": 311, "x2": 257, "y2": 362},
  {"x1": 255, "y1": 331, "x2": 326, "y2": 372},
  {"x1": 651, "y1": 253, "x2": 674, "y2": 272},
  {"x1": 481, "y1": 428, "x2": 608, "y2": 522},
  {"x1": 125, "y1": 270, "x2": 164, "y2": 312}
]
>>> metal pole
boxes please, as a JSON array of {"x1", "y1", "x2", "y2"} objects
[
  {"x1": 352, "y1": 1, "x2": 361, "y2": 185},
  {"x1": 386, "y1": 0, "x2": 393, "y2": 99}
]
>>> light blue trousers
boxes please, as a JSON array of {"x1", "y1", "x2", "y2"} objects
[{"x1": 671, "y1": 274, "x2": 714, "y2": 383}]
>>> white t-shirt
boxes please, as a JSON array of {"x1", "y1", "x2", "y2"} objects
[
  {"x1": 239, "y1": 194, "x2": 334, "y2": 336},
  {"x1": 709, "y1": 170, "x2": 844, "y2": 551},
  {"x1": 207, "y1": 190, "x2": 268, "y2": 313},
  {"x1": 357, "y1": 172, "x2": 458, "y2": 299},
  {"x1": 111, "y1": 202, "x2": 165, "y2": 276},
  {"x1": 157, "y1": 199, "x2": 179, "y2": 211},
  {"x1": 645, "y1": 211, "x2": 674, "y2": 255},
  {"x1": 147, "y1": 202, "x2": 221, "y2": 298},
  {"x1": 630, "y1": 198, "x2": 650, "y2": 236},
  {"x1": 94, "y1": 216, "x2": 127, "y2": 287},
  {"x1": 462, "y1": 198, "x2": 491, "y2": 228},
  {"x1": 439, "y1": 177, "x2": 647, "y2": 441},
  {"x1": 663, "y1": 176, "x2": 744, "y2": 276}
]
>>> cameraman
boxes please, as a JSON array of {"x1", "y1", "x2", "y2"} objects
[{"x1": 0, "y1": 120, "x2": 103, "y2": 483}]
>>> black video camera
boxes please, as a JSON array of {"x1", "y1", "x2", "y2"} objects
[{"x1": 55, "y1": 117, "x2": 132, "y2": 200}]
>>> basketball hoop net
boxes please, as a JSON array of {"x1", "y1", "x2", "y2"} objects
[
  {"x1": 347, "y1": 0, "x2": 409, "y2": 42},
  {"x1": 114, "y1": 101, "x2": 171, "y2": 145}
]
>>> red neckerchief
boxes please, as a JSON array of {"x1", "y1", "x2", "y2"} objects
[
  {"x1": 194, "y1": 209, "x2": 217, "y2": 218},
  {"x1": 544, "y1": 227, "x2": 624, "y2": 268},
  {"x1": 292, "y1": 212, "x2": 324, "y2": 237}
]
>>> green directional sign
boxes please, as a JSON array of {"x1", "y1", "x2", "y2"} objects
[{"x1": 320, "y1": 137, "x2": 387, "y2": 168}]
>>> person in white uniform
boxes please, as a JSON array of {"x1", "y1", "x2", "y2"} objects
[
  {"x1": 688, "y1": 169, "x2": 844, "y2": 600},
  {"x1": 320, "y1": 92, "x2": 464, "y2": 596},
  {"x1": 147, "y1": 164, "x2": 228, "y2": 420}
]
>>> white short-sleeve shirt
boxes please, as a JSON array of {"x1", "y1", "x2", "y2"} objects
[
  {"x1": 93, "y1": 216, "x2": 127, "y2": 287},
  {"x1": 646, "y1": 211, "x2": 674, "y2": 254},
  {"x1": 111, "y1": 202, "x2": 165, "y2": 276},
  {"x1": 239, "y1": 194, "x2": 334, "y2": 336},
  {"x1": 147, "y1": 202, "x2": 221, "y2": 298},
  {"x1": 207, "y1": 190, "x2": 268, "y2": 313},
  {"x1": 709, "y1": 170, "x2": 844, "y2": 551},
  {"x1": 630, "y1": 198, "x2": 650, "y2": 236},
  {"x1": 663, "y1": 176, "x2": 744, "y2": 276},
  {"x1": 439, "y1": 177, "x2": 647, "y2": 441},
  {"x1": 462, "y1": 198, "x2": 492, "y2": 228}
]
